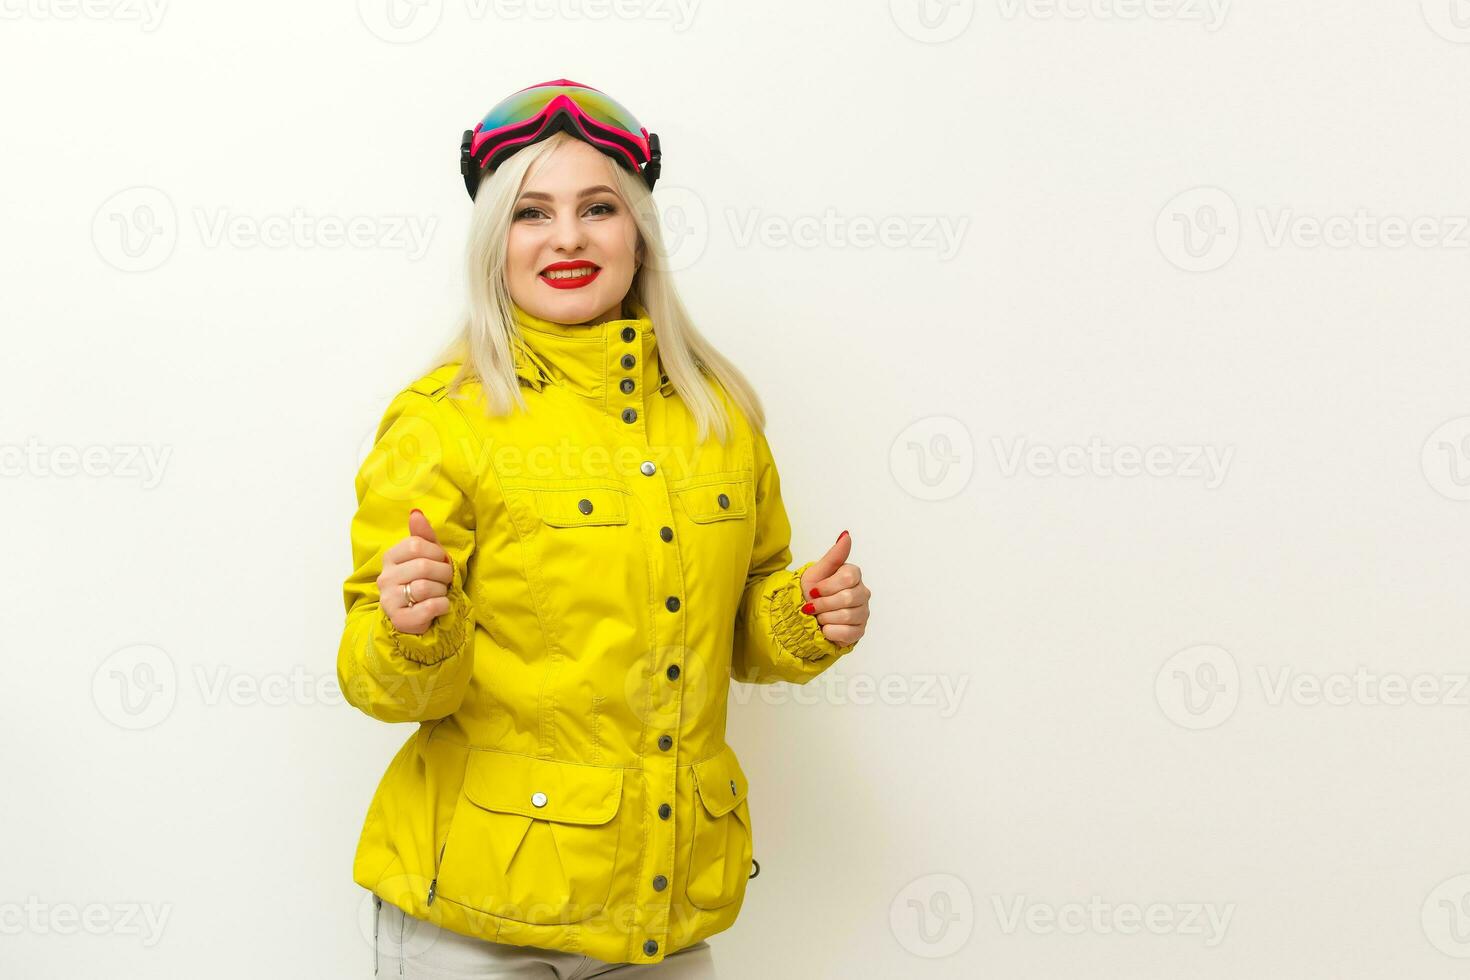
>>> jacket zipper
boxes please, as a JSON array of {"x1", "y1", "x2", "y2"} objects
[{"x1": 427, "y1": 841, "x2": 447, "y2": 906}]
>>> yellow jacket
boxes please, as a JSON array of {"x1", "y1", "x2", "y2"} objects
[{"x1": 337, "y1": 300, "x2": 858, "y2": 964}]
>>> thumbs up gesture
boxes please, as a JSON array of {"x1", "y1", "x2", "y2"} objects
[
  {"x1": 378, "y1": 508, "x2": 457, "y2": 636},
  {"x1": 797, "y1": 530, "x2": 871, "y2": 648}
]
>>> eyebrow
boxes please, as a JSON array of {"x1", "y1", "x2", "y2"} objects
[{"x1": 517, "y1": 185, "x2": 618, "y2": 202}]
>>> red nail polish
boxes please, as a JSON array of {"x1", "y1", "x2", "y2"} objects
[
  {"x1": 836, "y1": 530, "x2": 849, "y2": 542},
  {"x1": 801, "y1": 602, "x2": 816, "y2": 615},
  {"x1": 411, "y1": 508, "x2": 423, "y2": 518},
  {"x1": 810, "y1": 587, "x2": 821, "y2": 598}
]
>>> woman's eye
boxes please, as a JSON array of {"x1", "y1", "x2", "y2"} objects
[
  {"x1": 586, "y1": 202, "x2": 616, "y2": 217},
  {"x1": 515, "y1": 206, "x2": 547, "y2": 220}
]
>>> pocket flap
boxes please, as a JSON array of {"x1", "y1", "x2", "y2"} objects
[
  {"x1": 692, "y1": 745, "x2": 748, "y2": 818},
  {"x1": 676, "y1": 477, "x2": 750, "y2": 524},
  {"x1": 461, "y1": 751, "x2": 624, "y2": 825},
  {"x1": 532, "y1": 485, "x2": 629, "y2": 528}
]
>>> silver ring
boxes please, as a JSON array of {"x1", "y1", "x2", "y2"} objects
[{"x1": 403, "y1": 582, "x2": 416, "y2": 607}]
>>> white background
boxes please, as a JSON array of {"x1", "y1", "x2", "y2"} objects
[{"x1": 3, "y1": 1, "x2": 1470, "y2": 977}]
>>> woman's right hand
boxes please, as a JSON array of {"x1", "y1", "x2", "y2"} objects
[{"x1": 378, "y1": 508, "x2": 456, "y2": 636}]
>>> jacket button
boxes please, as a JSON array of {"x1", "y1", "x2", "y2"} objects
[
  {"x1": 665, "y1": 596, "x2": 679, "y2": 612},
  {"x1": 531, "y1": 791, "x2": 548, "y2": 807},
  {"x1": 658, "y1": 803, "x2": 671, "y2": 819},
  {"x1": 577, "y1": 498, "x2": 593, "y2": 515},
  {"x1": 717, "y1": 493, "x2": 729, "y2": 509},
  {"x1": 657, "y1": 734, "x2": 672, "y2": 751},
  {"x1": 620, "y1": 378, "x2": 635, "y2": 394},
  {"x1": 652, "y1": 874, "x2": 668, "y2": 891},
  {"x1": 622, "y1": 408, "x2": 638, "y2": 424},
  {"x1": 621, "y1": 326, "x2": 636, "y2": 343},
  {"x1": 660, "y1": 526, "x2": 673, "y2": 541},
  {"x1": 643, "y1": 939, "x2": 658, "y2": 956},
  {"x1": 730, "y1": 779, "x2": 737, "y2": 795},
  {"x1": 621, "y1": 353, "x2": 636, "y2": 369},
  {"x1": 666, "y1": 664, "x2": 680, "y2": 681},
  {"x1": 641, "y1": 461, "x2": 656, "y2": 476}
]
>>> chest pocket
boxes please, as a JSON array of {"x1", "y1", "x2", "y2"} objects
[
  {"x1": 671, "y1": 474, "x2": 756, "y2": 599},
  {"x1": 532, "y1": 485, "x2": 629, "y2": 527},
  {"x1": 501, "y1": 479, "x2": 638, "y2": 631},
  {"x1": 675, "y1": 477, "x2": 750, "y2": 523}
]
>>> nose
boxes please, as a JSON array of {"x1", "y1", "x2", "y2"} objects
[{"x1": 548, "y1": 209, "x2": 588, "y2": 255}]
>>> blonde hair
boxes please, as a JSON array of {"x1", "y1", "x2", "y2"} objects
[{"x1": 424, "y1": 131, "x2": 765, "y2": 444}]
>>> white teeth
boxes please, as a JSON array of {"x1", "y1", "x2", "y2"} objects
[{"x1": 543, "y1": 267, "x2": 597, "y2": 280}]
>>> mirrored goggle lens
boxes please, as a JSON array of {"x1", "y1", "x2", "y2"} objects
[{"x1": 479, "y1": 84, "x2": 643, "y2": 138}]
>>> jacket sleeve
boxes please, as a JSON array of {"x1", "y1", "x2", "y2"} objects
[
  {"x1": 731, "y1": 427, "x2": 858, "y2": 685},
  {"x1": 336, "y1": 386, "x2": 478, "y2": 723}
]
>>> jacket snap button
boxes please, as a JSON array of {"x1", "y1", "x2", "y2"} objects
[
  {"x1": 652, "y1": 874, "x2": 668, "y2": 891},
  {"x1": 657, "y1": 734, "x2": 672, "y2": 751},
  {"x1": 666, "y1": 664, "x2": 680, "y2": 681},
  {"x1": 622, "y1": 408, "x2": 638, "y2": 424},
  {"x1": 620, "y1": 378, "x2": 635, "y2": 394},
  {"x1": 658, "y1": 803, "x2": 671, "y2": 819},
  {"x1": 660, "y1": 526, "x2": 673, "y2": 542},
  {"x1": 641, "y1": 461, "x2": 656, "y2": 476},
  {"x1": 643, "y1": 939, "x2": 658, "y2": 956},
  {"x1": 531, "y1": 791, "x2": 548, "y2": 807},
  {"x1": 621, "y1": 326, "x2": 636, "y2": 343},
  {"x1": 717, "y1": 493, "x2": 729, "y2": 509},
  {"x1": 730, "y1": 779, "x2": 737, "y2": 795},
  {"x1": 665, "y1": 596, "x2": 679, "y2": 612},
  {"x1": 621, "y1": 353, "x2": 636, "y2": 369},
  {"x1": 577, "y1": 498, "x2": 593, "y2": 515}
]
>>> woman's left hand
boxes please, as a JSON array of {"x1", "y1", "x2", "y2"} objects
[{"x1": 797, "y1": 530, "x2": 870, "y2": 648}]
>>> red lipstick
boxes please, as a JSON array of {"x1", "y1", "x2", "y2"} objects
[{"x1": 539, "y1": 259, "x2": 601, "y2": 290}]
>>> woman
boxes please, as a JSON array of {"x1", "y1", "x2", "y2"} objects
[{"x1": 338, "y1": 80, "x2": 872, "y2": 977}]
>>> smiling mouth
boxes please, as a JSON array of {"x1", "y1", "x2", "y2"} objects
[
  {"x1": 539, "y1": 262, "x2": 602, "y2": 289},
  {"x1": 541, "y1": 266, "x2": 599, "y2": 280}
]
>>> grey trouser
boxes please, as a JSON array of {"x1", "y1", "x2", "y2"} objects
[{"x1": 372, "y1": 895, "x2": 719, "y2": 979}]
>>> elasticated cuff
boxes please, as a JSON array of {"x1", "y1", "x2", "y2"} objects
[
  {"x1": 381, "y1": 556, "x2": 474, "y2": 667},
  {"x1": 763, "y1": 559, "x2": 858, "y2": 663}
]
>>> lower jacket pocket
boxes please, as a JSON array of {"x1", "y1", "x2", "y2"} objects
[
  {"x1": 435, "y1": 750, "x2": 625, "y2": 925},
  {"x1": 686, "y1": 744, "x2": 754, "y2": 910}
]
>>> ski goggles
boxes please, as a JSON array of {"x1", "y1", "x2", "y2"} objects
[{"x1": 460, "y1": 79, "x2": 661, "y2": 200}]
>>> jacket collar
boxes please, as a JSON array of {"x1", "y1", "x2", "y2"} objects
[{"x1": 509, "y1": 299, "x2": 673, "y2": 400}]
